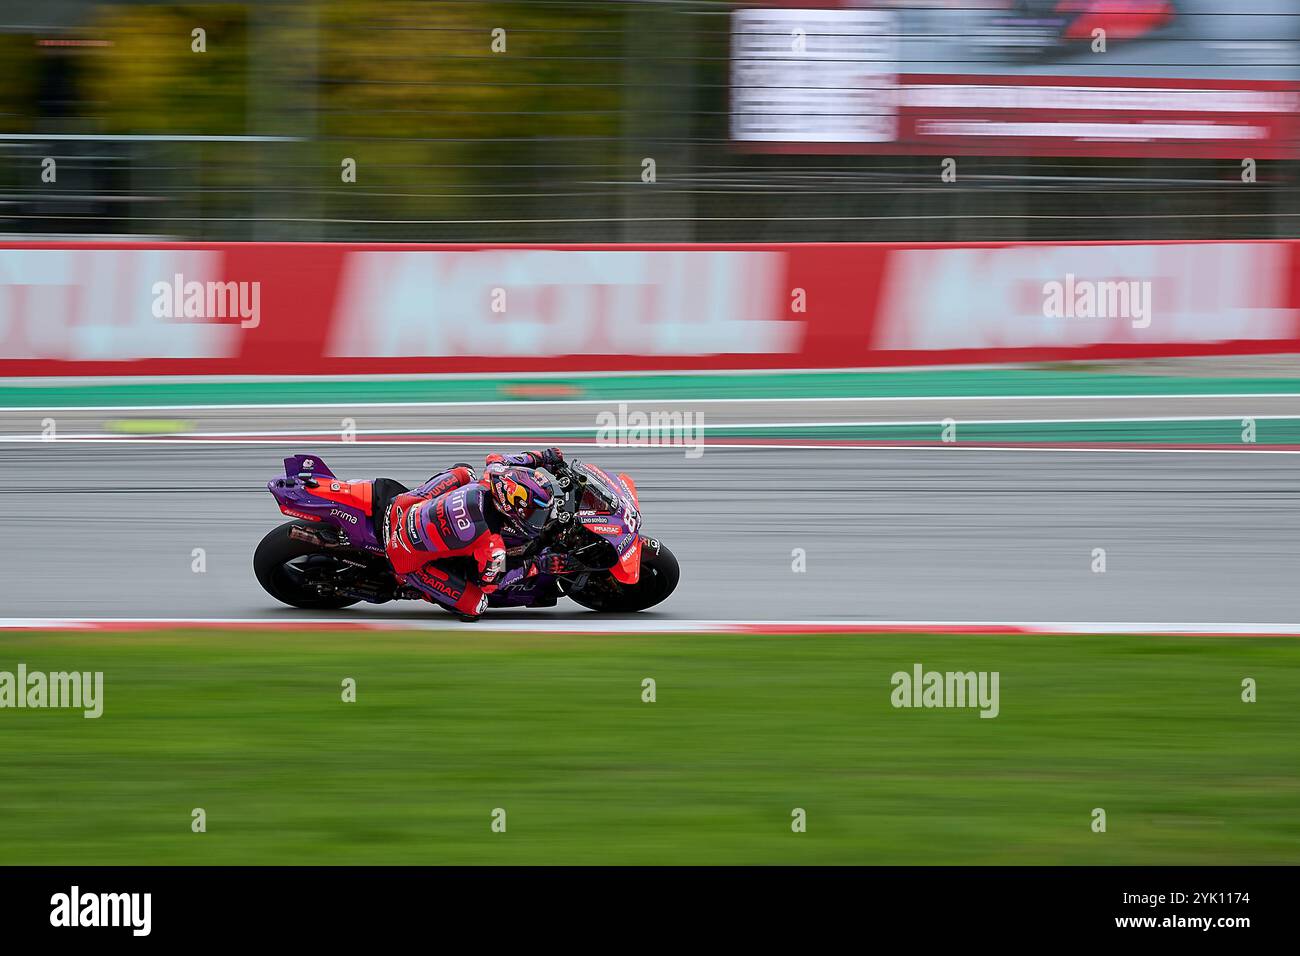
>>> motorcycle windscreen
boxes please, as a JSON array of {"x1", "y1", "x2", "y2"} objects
[
  {"x1": 610, "y1": 535, "x2": 642, "y2": 584},
  {"x1": 616, "y1": 472, "x2": 639, "y2": 507}
]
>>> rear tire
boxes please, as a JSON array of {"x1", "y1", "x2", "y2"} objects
[
  {"x1": 253, "y1": 520, "x2": 362, "y2": 610},
  {"x1": 564, "y1": 539, "x2": 680, "y2": 613}
]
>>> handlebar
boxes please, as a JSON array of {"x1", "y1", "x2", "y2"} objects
[
  {"x1": 550, "y1": 461, "x2": 583, "y2": 515},
  {"x1": 550, "y1": 459, "x2": 615, "y2": 514}
]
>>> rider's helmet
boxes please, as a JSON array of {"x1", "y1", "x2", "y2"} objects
[{"x1": 487, "y1": 466, "x2": 560, "y2": 539}]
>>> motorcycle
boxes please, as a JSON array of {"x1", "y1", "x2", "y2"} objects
[{"x1": 253, "y1": 454, "x2": 680, "y2": 616}]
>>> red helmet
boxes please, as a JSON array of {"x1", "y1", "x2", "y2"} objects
[{"x1": 487, "y1": 467, "x2": 559, "y2": 538}]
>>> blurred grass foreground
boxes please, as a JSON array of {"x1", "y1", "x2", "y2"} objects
[{"x1": 0, "y1": 628, "x2": 1296, "y2": 864}]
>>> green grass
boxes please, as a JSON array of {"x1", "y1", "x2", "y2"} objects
[{"x1": 0, "y1": 630, "x2": 1296, "y2": 865}]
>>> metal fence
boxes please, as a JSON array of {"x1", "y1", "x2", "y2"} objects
[{"x1": 0, "y1": 0, "x2": 1296, "y2": 243}]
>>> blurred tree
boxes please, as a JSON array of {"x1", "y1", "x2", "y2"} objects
[
  {"x1": 86, "y1": 4, "x2": 249, "y2": 135},
  {"x1": 0, "y1": 35, "x2": 41, "y2": 133},
  {"x1": 313, "y1": 0, "x2": 623, "y2": 236}
]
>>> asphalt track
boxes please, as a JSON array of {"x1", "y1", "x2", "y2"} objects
[
  {"x1": 2, "y1": 393, "x2": 1298, "y2": 439},
  {"x1": 2, "y1": 438, "x2": 1297, "y2": 625}
]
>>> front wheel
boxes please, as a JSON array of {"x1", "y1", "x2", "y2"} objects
[
  {"x1": 563, "y1": 538, "x2": 680, "y2": 613},
  {"x1": 253, "y1": 520, "x2": 362, "y2": 610}
]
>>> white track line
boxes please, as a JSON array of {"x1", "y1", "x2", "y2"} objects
[
  {"x1": 6, "y1": 413, "x2": 1294, "y2": 439},
  {"x1": 3, "y1": 437, "x2": 1300, "y2": 454}
]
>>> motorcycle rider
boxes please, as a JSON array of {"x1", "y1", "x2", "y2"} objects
[{"x1": 382, "y1": 447, "x2": 578, "y2": 620}]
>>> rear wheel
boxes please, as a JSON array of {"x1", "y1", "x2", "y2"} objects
[
  {"x1": 564, "y1": 539, "x2": 679, "y2": 613},
  {"x1": 253, "y1": 520, "x2": 363, "y2": 610}
]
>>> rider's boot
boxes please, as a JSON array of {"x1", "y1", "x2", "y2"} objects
[{"x1": 403, "y1": 562, "x2": 489, "y2": 621}]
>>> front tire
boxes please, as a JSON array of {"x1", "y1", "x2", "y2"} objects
[
  {"x1": 253, "y1": 520, "x2": 362, "y2": 610},
  {"x1": 564, "y1": 539, "x2": 680, "y2": 613}
]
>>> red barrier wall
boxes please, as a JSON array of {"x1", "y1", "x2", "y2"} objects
[{"x1": 1, "y1": 240, "x2": 1297, "y2": 377}]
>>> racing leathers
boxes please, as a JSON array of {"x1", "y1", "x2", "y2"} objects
[{"x1": 382, "y1": 449, "x2": 564, "y2": 618}]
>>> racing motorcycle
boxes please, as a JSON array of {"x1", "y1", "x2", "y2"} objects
[{"x1": 253, "y1": 454, "x2": 679, "y2": 616}]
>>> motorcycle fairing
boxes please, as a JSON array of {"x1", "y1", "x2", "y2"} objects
[
  {"x1": 579, "y1": 464, "x2": 643, "y2": 584},
  {"x1": 611, "y1": 537, "x2": 642, "y2": 584},
  {"x1": 308, "y1": 480, "x2": 374, "y2": 514},
  {"x1": 269, "y1": 455, "x2": 383, "y2": 552}
]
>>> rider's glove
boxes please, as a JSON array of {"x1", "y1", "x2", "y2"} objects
[
  {"x1": 529, "y1": 548, "x2": 582, "y2": 577},
  {"x1": 486, "y1": 449, "x2": 561, "y2": 469},
  {"x1": 480, "y1": 545, "x2": 506, "y2": 586}
]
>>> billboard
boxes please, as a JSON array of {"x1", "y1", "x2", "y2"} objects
[
  {"x1": 1, "y1": 240, "x2": 1298, "y2": 376},
  {"x1": 731, "y1": 1, "x2": 1300, "y2": 158}
]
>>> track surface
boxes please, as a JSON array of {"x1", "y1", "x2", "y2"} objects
[
  {"x1": 2, "y1": 393, "x2": 1298, "y2": 438},
  {"x1": 2, "y1": 442, "x2": 1297, "y2": 624}
]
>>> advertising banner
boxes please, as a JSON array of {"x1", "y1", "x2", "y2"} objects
[
  {"x1": 0, "y1": 240, "x2": 1297, "y2": 376},
  {"x1": 731, "y1": 1, "x2": 1300, "y2": 158}
]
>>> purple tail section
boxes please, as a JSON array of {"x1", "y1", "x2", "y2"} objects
[{"x1": 284, "y1": 454, "x2": 336, "y2": 479}]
